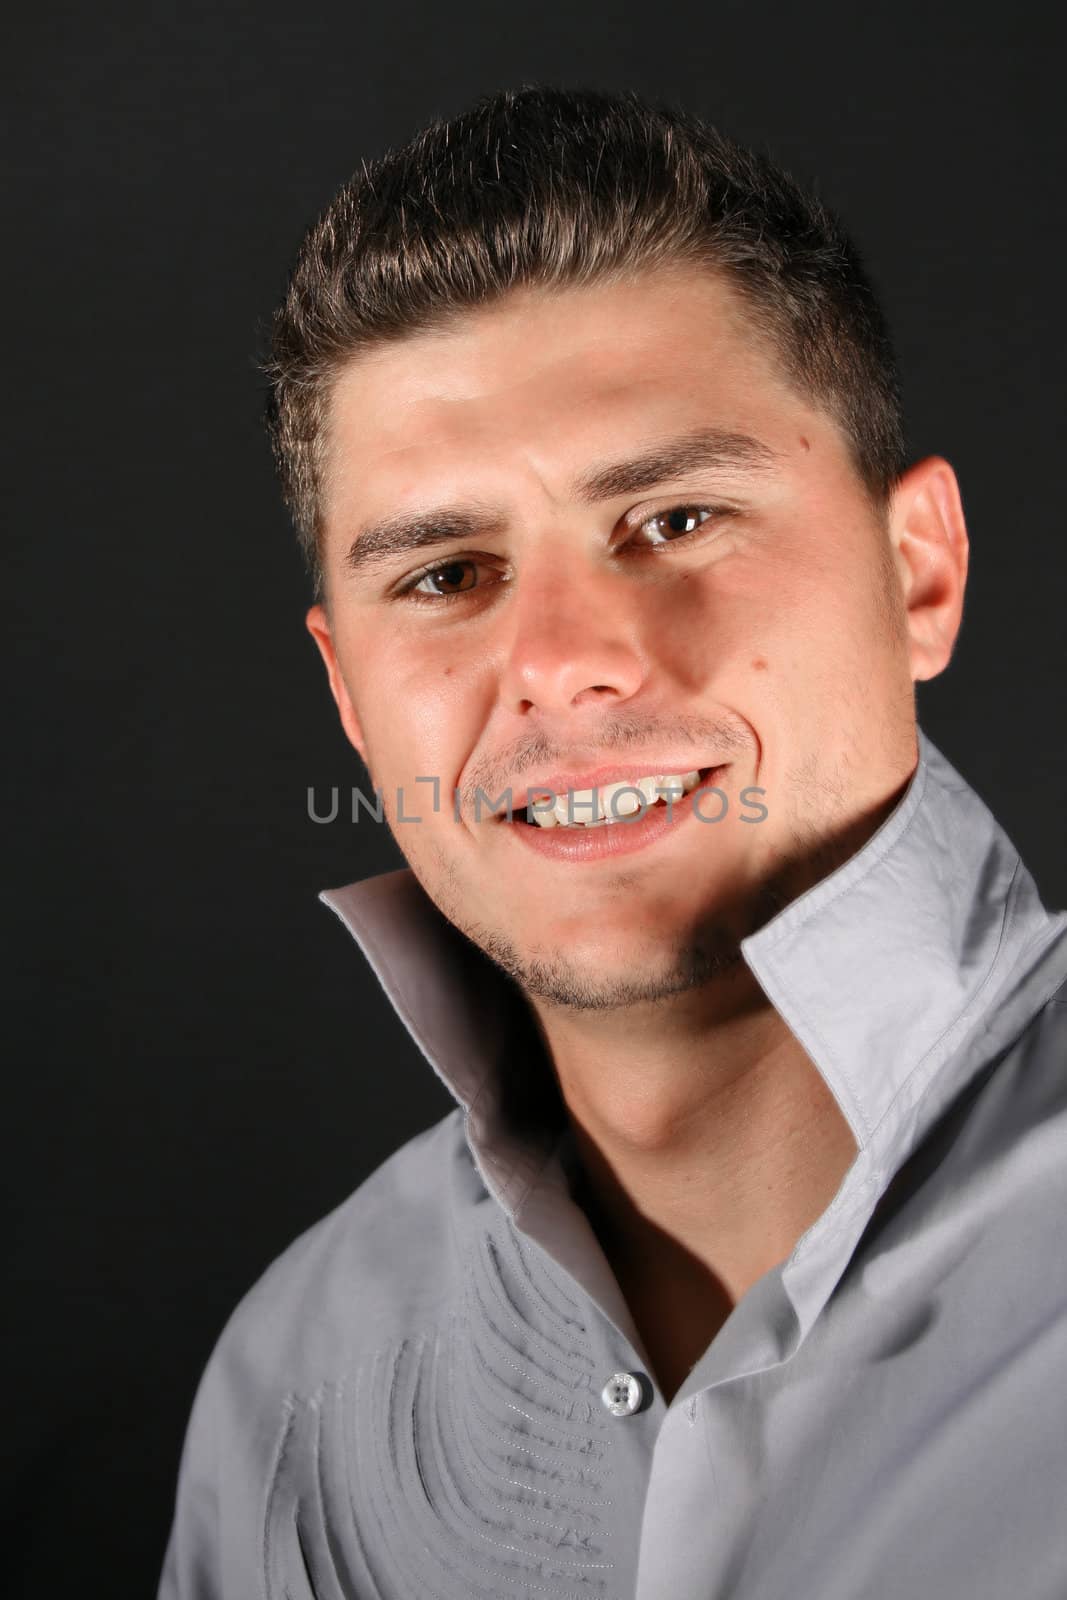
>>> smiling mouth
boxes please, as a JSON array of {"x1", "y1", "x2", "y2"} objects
[{"x1": 510, "y1": 768, "x2": 712, "y2": 828}]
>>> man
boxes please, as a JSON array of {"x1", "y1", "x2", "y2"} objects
[{"x1": 160, "y1": 86, "x2": 1067, "y2": 1599}]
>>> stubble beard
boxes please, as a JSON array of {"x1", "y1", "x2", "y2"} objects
[
  {"x1": 468, "y1": 918, "x2": 752, "y2": 1011},
  {"x1": 419, "y1": 852, "x2": 794, "y2": 1014}
]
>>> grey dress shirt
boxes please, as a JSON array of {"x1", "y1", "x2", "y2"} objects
[{"x1": 159, "y1": 731, "x2": 1067, "y2": 1599}]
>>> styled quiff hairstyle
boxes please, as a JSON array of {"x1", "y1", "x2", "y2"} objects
[{"x1": 265, "y1": 85, "x2": 906, "y2": 598}]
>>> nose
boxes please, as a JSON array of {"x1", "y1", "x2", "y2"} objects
[{"x1": 497, "y1": 555, "x2": 648, "y2": 718}]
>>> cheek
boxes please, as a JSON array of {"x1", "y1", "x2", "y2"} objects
[
  {"x1": 353, "y1": 635, "x2": 488, "y2": 783},
  {"x1": 764, "y1": 512, "x2": 896, "y2": 653},
  {"x1": 706, "y1": 532, "x2": 897, "y2": 739}
]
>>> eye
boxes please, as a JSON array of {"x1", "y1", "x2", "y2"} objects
[
  {"x1": 630, "y1": 505, "x2": 718, "y2": 548},
  {"x1": 413, "y1": 559, "x2": 477, "y2": 596},
  {"x1": 402, "y1": 557, "x2": 505, "y2": 602}
]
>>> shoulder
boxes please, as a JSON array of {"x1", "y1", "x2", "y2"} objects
[
  {"x1": 1008, "y1": 970, "x2": 1067, "y2": 1124},
  {"x1": 930, "y1": 971, "x2": 1067, "y2": 1238},
  {"x1": 207, "y1": 1106, "x2": 483, "y2": 1402}
]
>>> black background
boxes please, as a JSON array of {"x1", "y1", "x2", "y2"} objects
[{"x1": 7, "y1": 4, "x2": 1066, "y2": 1594}]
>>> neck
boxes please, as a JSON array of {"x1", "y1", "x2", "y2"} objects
[{"x1": 527, "y1": 967, "x2": 859, "y2": 1398}]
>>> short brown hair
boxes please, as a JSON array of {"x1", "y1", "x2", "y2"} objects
[{"x1": 264, "y1": 85, "x2": 906, "y2": 598}]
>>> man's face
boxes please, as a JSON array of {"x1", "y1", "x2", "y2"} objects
[{"x1": 309, "y1": 266, "x2": 942, "y2": 1010}]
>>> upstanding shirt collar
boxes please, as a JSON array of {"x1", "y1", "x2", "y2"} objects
[{"x1": 319, "y1": 729, "x2": 1067, "y2": 1285}]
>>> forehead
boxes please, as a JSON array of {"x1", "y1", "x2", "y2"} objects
[{"x1": 322, "y1": 266, "x2": 828, "y2": 527}]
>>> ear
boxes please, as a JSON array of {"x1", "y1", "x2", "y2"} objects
[
  {"x1": 887, "y1": 456, "x2": 969, "y2": 683},
  {"x1": 305, "y1": 604, "x2": 368, "y2": 759}
]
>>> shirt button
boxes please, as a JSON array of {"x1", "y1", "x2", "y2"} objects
[{"x1": 600, "y1": 1371, "x2": 644, "y2": 1417}]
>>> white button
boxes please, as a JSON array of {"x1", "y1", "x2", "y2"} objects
[{"x1": 600, "y1": 1371, "x2": 644, "y2": 1417}]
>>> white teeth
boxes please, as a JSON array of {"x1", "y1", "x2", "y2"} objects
[
  {"x1": 599, "y1": 781, "x2": 644, "y2": 819},
  {"x1": 531, "y1": 769, "x2": 706, "y2": 828},
  {"x1": 558, "y1": 787, "x2": 601, "y2": 825},
  {"x1": 550, "y1": 796, "x2": 600, "y2": 827}
]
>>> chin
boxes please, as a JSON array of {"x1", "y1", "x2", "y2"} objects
[{"x1": 473, "y1": 921, "x2": 747, "y2": 1014}]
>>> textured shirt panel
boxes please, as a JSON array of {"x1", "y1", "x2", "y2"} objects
[{"x1": 242, "y1": 1182, "x2": 657, "y2": 1600}]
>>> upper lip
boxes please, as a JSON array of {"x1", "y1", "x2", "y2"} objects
[{"x1": 492, "y1": 761, "x2": 726, "y2": 817}]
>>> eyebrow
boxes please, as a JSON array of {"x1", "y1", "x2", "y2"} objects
[{"x1": 341, "y1": 426, "x2": 780, "y2": 578}]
